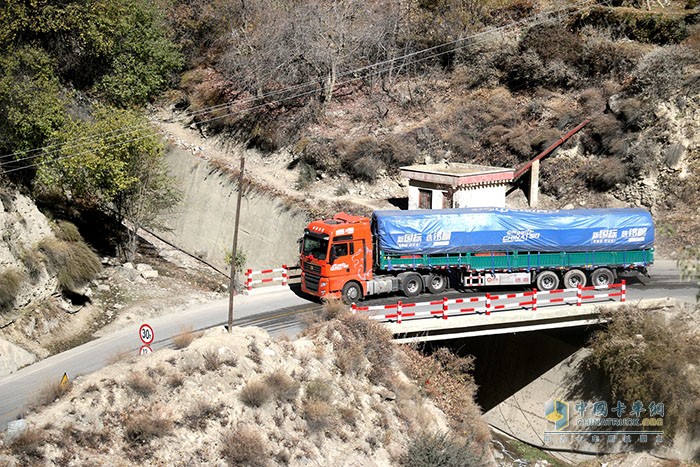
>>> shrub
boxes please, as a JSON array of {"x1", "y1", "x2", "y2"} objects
[
  {"x1": 239, "y1": 379, "x2": 272, "y2": 407},
  {"x1": 0, "y1": 268, "x2": 24, "y2": 312},
  {"x1": 37, "y1": 237, "x2": 101, "y2": 292},
  {"x1": 302, "y1": 398, "x2": 337, "y2": 432},
  {"x1": 8, "y1": 427, "x2": 44, "y2": 460},
  {"x1": 265, "y1": 370, "x2": 300, "y2": 402},
  {"x1": 579, "y1": 37, "x2": 641, "y2": 81},
  {"x1": 21, "y1": 247, "x2": 45, "y2": 282},
  {"x1": 304, "y1": 378, "x2": 333, "y2": 402},
  {"x1": 588, "y1": 306, "x2": 700, "y2": 437},
  {"x1": 126, "y1": 373, "x2": 157, "y2": 398},
  {"x1": 337, "y1": 314, "x2": 395, "y2": 384},
  {"x1": 220, "y1": 425, "x2": 268, "y2": 467},
  {"x1": 580, "y1": 157, "x2": 629, "y2": 191},
  {"x1": 401, "y1": 431, "x2": 482, "y2": 467},
  {"x1": 124, "y1": 408, "x2": 174, "y2": 446},
  {"x1": 184, "y1": 399, "x2": 222, "y2": 430},
  {"x1": 630, "y1": 45, "x2": 698, "y2": 100},
  {"x1": 172, "y1": 326, "x2": 201, "y2": 350},
  {"x1": 202, "y1": 349, "x2": 221, "y2": 372},
  {"x1": 53, "y1": 220, "x2": 82, "y2": 243},
  {"x1": 32, "y1": 380, "x2": 72, "y2": 408}
]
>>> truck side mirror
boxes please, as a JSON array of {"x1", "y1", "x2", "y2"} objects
[{"x1": 329, "y1": 249, "x2": 336, "y2": 264}]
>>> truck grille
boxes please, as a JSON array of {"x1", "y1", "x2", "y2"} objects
[
  {"x1": 303, "y1": 261, "x2": 321, "y2": 274},
  {"x1": 303, "y1": 273, "x2": 320, "y2": 293}
]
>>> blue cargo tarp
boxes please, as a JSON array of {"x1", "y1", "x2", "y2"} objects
[{"x1": 371, "y1": 208, "x2": 654, "y2": 254}]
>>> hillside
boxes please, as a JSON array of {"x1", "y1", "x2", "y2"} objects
[{"x1": 0, "y1": 313, "x2": 493, "y2": 466}]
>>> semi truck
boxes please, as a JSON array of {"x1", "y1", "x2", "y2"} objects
[{"x1": 299, "y1": 207, "x2": 654, "y2": 303}]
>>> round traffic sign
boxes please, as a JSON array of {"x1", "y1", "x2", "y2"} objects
[
  {"x1": 139, "y1": 323, "x2": 154, "y2": 344},
  {"x1": 139, "y1": 345, "x2": 153, "y2": 355}
]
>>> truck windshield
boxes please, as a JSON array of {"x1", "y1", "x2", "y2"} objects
[{"x1": 302, "y1": 234, "x2": 329, "y2": 260}]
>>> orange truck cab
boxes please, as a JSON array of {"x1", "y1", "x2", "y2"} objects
[{"x1": 299, "y1": 213, "x2": 373, "y2": 301}]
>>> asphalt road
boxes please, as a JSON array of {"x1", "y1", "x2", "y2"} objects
[{"x1": 0, "y1": 259, "x2": 695, "y2": 431}]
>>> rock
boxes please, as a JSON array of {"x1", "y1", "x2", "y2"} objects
[
  {"x1": 563, "y1": 203, "x2": 575, "y2": 210},
  {"x1": 97, "y1": 284, "x2": 111, "y2": 292},
  {"x1": 5, "y1": 419, "x2": 28, "y2": 443},
  {"x1": 123, "y1": 262, "x2": 134, "y2": 269},
  {"x1": 0, "y1": 339, "x2": 37, "y2": 377},
  {"x1": 141, "y1": 270, "x2": 159, "y2": 279},
  {"x1": 136, "y1": 263, "x2": 153, "y2": 272}
]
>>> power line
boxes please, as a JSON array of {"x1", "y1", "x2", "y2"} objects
[{"x1": 1, "y1": 1, "x2": 593, "y2": 174}]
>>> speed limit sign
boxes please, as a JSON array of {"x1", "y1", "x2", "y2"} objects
[
  {"x1": 139, "y1": 345, "x2": 153, "y2": 355},
  {"x1": 139, "y1": 323, "x2": 154, "y2": 345}
]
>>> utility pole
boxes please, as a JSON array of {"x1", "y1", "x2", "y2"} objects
[{"x1": 228, "y1": 156, "x2": 245, "y2": 333}]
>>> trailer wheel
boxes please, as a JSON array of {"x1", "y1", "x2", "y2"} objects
[
  {"x1": 401, "y1": 273, "x2": 423, "y2": 297},
  {"x1": 427, "y1": 273, "x2": 447, "y2": 294},
  {"x1": 536, "y1": 270, "x2": 559, "y2": 291},
  {"x1": 591, "y1": 268, "x2": 614, "y2": 286},
  {"x1": 341, "y1": 282, "x2": 362, "y2": 304},
  {"x1": 563, "y1": 269, "x2": 587, "y2": 289}
]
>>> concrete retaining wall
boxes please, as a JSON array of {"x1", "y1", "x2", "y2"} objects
[{"x1": 156, "y1": 148, "x2": 310, "y2": 271}]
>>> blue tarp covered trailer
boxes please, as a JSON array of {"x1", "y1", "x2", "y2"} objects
[{"x1": 371, "y1": 207, "x2": 654, "y2": 254}]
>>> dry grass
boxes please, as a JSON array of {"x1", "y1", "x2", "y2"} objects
[
  {"x1": 201, "y1": 349, "x2": 221, "y2": 371},
  {"x1": 168, "y1": 372, "x2": 185, "y2": 388},
  {"x1": 126, "y1": 372, "x2": 157, "y2": 398},
  {"x1": 37, "y1": 237, "x2": 101, "y2": 292},
  {"x1": 172, "y1": 326, "x2": 202, "y2": 349},
  {"x1": 401, "y1": 431, "x2": 482, "y2": 467},
  {"x1": 124, "y1": 407, "x2": 174, "y2": 446},
  {"x1": 184, "y1": 399, "x2": 222, "y2": 430},
  {"x1": 239, "y1": 379, "x2": 272, "y2": 407},
  {"x1": 31, "y1": 380, "x2": 72, "y2": 409},
  {"x1": 302, "y1": 377, "x2": 337, "y2": 432},
  {"x1": 247, "y1": 340, "x2": 262, "y2": 364},
  {"x1": 220, "y1": 425, "x2": 268, "y2": 467},
  {"x1": 264, "y1": 369, "x2": 300, "y2": 403},
  {"x1": 8, "y1": 427, "x2": 44, "y2": 460},
  {"x1": 302, "y1": 398, "x2": 337, "y2": 432},
  {"x1": 0, "y1": 268, "x2": 24, "y2": 312},
  {"x1": 401, "y1": 346, "x2": 490, "y2": 449}
]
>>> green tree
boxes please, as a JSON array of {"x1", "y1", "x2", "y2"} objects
[
  {"x1": 0, "y1": 0, "x2": 182, "y2": 107},
  {"x1": 36, "y1": 107, "x2": 180, "y2": 261},
  {"x1": 0, "y1": 46, "x2": 67, "y2": 158}
]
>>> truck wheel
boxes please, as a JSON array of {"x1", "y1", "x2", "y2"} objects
[
  {"x1": 341, "y1": 282, "x2": 362, "y2": 304},
  {"x1": 401, "y1": 273, "x2": 423, "y2": 297},
  {"x1": 535, "y1": 270, "x2": 559, "y2": 291},
  {"x1": 427, "y1": 273, "x2": 447, "y2": 294},
  {"x1": 563, "y1": 269, "x2": 587, "y2": 289},
  {"x1": 591, "y1": 268, "x2": 614, "y2": 286}
]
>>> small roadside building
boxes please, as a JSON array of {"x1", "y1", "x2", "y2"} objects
[{"x1": 400, "y1": 163, "x2": 514, "y2": 210}]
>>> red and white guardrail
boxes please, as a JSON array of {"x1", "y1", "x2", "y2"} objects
[
  {"x1": 352, "y1": 280, "x2": 626, "y2": 323},
  {"x1": 244, "y1": 265, "x2": 289, "y2": 291}
]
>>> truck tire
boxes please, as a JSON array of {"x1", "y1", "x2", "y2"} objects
[
  {"x1": 591, "y1": 268, "x2": 614, "y2": 286},
  {"x1": 401, "y1": 273, "x2": 423, "y2": 297},
  {"x1": 536, "y1": 270, "x2": 559, "y2": 291},
  {"x1": 563, "y1": 269, "x2": 587, "y2": 289},
  {"x1": 341, "y1": 282, "x2": 362, "y2": 304},
  {"x1": 426, "y1": 273, "x2": 447, "y2": 294}
]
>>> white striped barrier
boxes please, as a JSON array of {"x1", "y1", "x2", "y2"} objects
[
  {"x1": 352, "y1": 280, "x2": 626, "y2": 324},
  {"x1": 245, "y1": 265, "x2": 288, "y2": 291}
]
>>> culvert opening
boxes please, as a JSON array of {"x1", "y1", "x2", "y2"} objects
[{"x1": 421, "y1": 325, "x2": 606, "y2": 412}]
